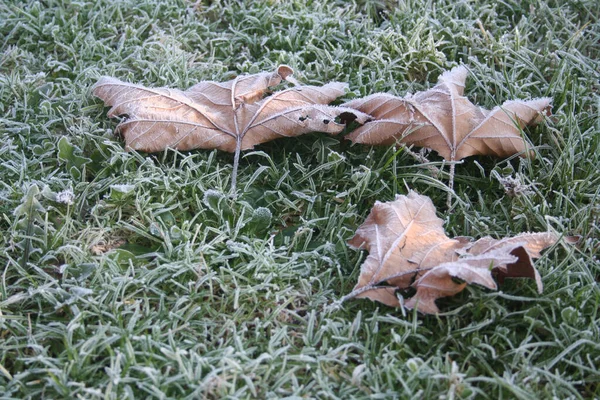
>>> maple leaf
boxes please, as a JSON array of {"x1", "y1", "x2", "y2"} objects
[
  {"x1": 343, "y1": 66, "x2": 551, "y2": 205},
  {"x1": 344, "y1": 191, "x2": 558, "y2": 314},
  {"x1": 93, "y1": 65, "x2": 367, "y2": 190}
]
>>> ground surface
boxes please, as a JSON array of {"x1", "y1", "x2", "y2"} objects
[{"x1": 1, "y1": 0, "x2": 599, "y2": 398}]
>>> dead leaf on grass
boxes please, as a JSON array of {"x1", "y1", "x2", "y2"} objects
[
  {"x1": 93, "y1": 66, "x2": 368, "y2": 191},
  {"x1": 90, "y1": 238, "x2": 126, "y2": 255},
  {"x1": 343, "y1": 191, "x2": 558, "y2": 314},
  {"x1": 343, "y1": 66, "x2": 551, "y2": 206}
]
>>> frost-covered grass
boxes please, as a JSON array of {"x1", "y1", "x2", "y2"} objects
[{"x1": 1, "y1": 0, "x2": 599, "y2": 398}]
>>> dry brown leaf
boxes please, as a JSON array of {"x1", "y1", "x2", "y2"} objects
[
  {"x1": 344, "y1": 191, "x2": 558, "y2": 314},
  {"x1": 90, "y1": 238, "x2": 125, "y2": 255},
  {"x1": 343, "y1": 66, "x2": 551, "y2": 205},
  {"x1": 93, "y1": 65, "x2": 367, "y2": 190}
]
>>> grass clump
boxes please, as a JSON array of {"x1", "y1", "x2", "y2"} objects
[{"x1": 1, "y1": 0, "x2": 599, "y2": 398}]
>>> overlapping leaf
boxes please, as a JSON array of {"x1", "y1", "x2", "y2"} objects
[
  {"x1": 343, "y1": 66, "x2": 551, "y2": 204},
  {"x1": 345, "y1": 191, "x2": 558, "y2": 314},
  {"x1": 93, "y1": 65, "x2": 367, "y2": 188},
  {"x1": 344, "y1": 66, "x2": 551, "y2": 160}
]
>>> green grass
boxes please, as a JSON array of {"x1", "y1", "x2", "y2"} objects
[{"x1": 1, "y1": 0, "x2": 599, "y2": 398}]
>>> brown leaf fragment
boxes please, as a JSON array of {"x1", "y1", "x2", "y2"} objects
[
  {"x1": 93, "y1": 66, "x2": 368, "y2": 190},
  {"x1": 90, "y1": 238, "x2": 125, "y2": 255},
  {"x1": 344, "y1": 192, "x2": 558, "y2": 314},
  {"x1": 463, "y1": 232, "x2": 558, "y2": 293},
  {"x1": 343, "y1": 66, "x2": 551, "y2": 205}
]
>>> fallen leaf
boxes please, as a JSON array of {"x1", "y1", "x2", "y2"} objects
[
  {"x1": 90, "y1": 238, "x2": 126, "y2": 255},
  {"x1": 344, "y1": 191, "x2": 558, "y2": 314},
  {"x1": 343, "y1": 66, "x2": 551, "y2": 205},
  {"x1": 93, "y1": 65, "x2": 367, "y2": 190}
]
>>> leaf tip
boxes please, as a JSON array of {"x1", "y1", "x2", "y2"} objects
[
  {"x1": 276, "y1": 65, "x2": 294, "y2": 80},
  {"x1": 564, "y1": 235, "x2": 581, "y2": 245},
  {"x1": 347, "y1": 234, "x2": 365, "y2": 250},
  {"x1": 404, "y1": 297, "x2": 440, "y2": 314},
  {"x1": 438, "y1": 65, "x2": 469, "y2": 88}
]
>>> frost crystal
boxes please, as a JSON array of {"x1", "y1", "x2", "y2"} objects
[
  {"x1": 492, "y1": 171, "x2": 535, "y2": 197},
  {"x1": 56, "y1": 189, "x2": 75, "y2": 205}
]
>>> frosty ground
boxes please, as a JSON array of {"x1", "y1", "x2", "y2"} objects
[{"x1": 1, "y1": 0, "x2": 599, "y2": 398}]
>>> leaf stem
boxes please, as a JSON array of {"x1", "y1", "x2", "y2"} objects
[
  {"x1": 340, "y1": 267, "x2": 433, "y2": 303},
  {"x1": 231, "y1": 137, "x2": 242, "y2": 196},
  {"x1": 447, "y1": 160, "x2": 456, "y2": 209},
  {"x1": 339, "y1": 285, "x2": 393, "y2": 303}
]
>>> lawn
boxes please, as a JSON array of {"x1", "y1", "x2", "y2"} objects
[{"x1": 1, "y1": 0, "x2": 599, "y2": 398}]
